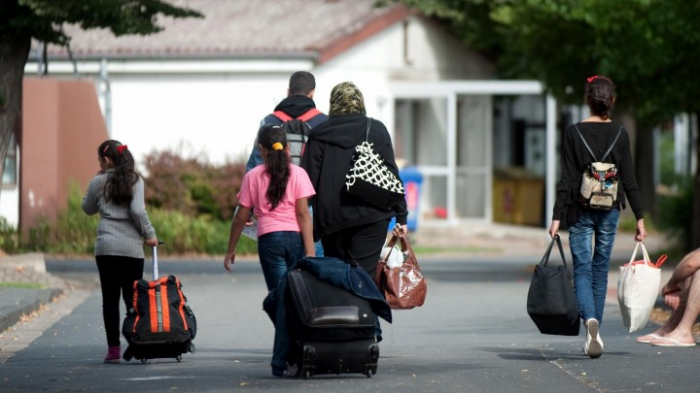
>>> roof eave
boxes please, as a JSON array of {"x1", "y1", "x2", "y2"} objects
[{"x1": 315, "y1": 4, "x2": 413, "y2": 65}]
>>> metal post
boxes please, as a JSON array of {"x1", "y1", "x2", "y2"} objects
[
  {"x1": 447, "y1": 92, "x2": 457, "y2": 225},
  {"x1": 99, "y1": 59, "x2": 112, "y2": 136},
  {"x1": 545, "y1": 94, "x2": 557, "y2": 229}
]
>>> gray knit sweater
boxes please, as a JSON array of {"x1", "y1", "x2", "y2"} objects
[{"x1": 81, "y1": 170, "x2": 156, "y2": 259}]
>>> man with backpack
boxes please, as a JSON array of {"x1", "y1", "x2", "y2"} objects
[
  {"x1": 245, "y1": 71, "x2": 328, "y2": 172},
  {"x1": 244, "y1": 71, "x2": 328, "y2": 257}
]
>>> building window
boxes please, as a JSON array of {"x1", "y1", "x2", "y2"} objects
[{"x1": 2, "y1": 134, "x2": 17, "y2": 186}]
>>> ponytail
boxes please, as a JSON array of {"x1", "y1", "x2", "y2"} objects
[
  {"x1": 98, "y1": 140, "x2": 138, "y2": 205},
  {"x1": 257, "y1": 125, "x2": 290, "y2": 210}
]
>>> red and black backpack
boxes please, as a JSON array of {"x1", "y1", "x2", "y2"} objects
[{"x1": 273, "y1": 108, "x2": 321, "y2": 165}]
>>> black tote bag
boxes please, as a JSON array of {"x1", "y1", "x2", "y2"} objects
[{"x1": 526, "y1": 234, "x2": 580, "y2": 336}]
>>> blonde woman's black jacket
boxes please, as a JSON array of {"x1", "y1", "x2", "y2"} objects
[
  {"x1": 552, "y1": 121, "x2": 644, "y2": 226},
  {"x1": 301, "y1": 114, "x2": 408, "y2": 240}
]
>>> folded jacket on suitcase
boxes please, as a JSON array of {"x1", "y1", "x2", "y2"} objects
[{"x1": 265, "y1": 257, "x2": 391, "y2": 373}]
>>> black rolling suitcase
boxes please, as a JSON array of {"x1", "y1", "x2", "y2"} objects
[
  {"x1": 122, "y1": 245, "x2": 197, "y2": 362},
  {"x1": 286, "y1": 268, "x2": 380, "y2": 378}
]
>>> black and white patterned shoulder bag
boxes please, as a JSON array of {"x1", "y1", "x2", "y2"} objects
[{"x1": 345, "y1": 118, "x2": 405, "y2": 210}]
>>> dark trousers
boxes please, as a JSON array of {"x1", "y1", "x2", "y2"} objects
[
  {"x1": 321, "y1": 219, "x2": 391, "y2": 277},
  {"x1": 95, "y1": 255, "x2": 144, "y2": 347}
]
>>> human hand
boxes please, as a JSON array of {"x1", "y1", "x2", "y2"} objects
[
  {"x1": 548, "y1": 220, "x2": 560, "y2": 238},
  {"x1": 635, "y1": 219, "x2": 647, "y2": 242},
  {"x1": 635, "y1": 226, "x2": 647, "y2": 242},
  {"x1": 144, "y1": 237, "x2": 158, "y2": 247},
  {"x1": 661, "y1": 282, "x2": 681, "y2": 297},
  {"x1": 223, "y1": 252, "x2": 236, "y2": 272},
  {"x1": 664, "y1": 290, "x2": 682, "y2": 310},
  {"x1": 392, "y1": 224, "x2": 407, "y2": 237}
]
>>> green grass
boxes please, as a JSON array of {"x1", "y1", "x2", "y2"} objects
[{"x1": 0, "y1": 282, "x2": 45, "y2": 289}]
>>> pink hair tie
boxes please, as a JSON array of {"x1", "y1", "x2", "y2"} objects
[
  {"x1": 116, "y1": 145, "x2": 128, "y2": 155},
  {"x1": 587, "y1": 75, "x2": 599, "y2": 83}
]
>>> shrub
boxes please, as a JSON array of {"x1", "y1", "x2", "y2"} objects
[
  {"x1": 143, "y1": 148, "x2": 245, "y2": 221},
  {"x1": 26, "y1": 215, "x2": 51, "y2": 252},
  {"x1": 0, "y1": 217, "x2": 19, "y2": 254},
  {"x1": 656, "y1": 174, "x2": 694, "y2": 253},
  {"x1": 51, "y1": 181, "x2": 99, "y2": 254},
  {"x1": 147, "y1": 209, "x2": 256, "y2": 256}
]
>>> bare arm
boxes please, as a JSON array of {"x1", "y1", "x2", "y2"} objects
[
  {"x1": 662, "y1": 249, "x2": 700, "y2": 295},
  {"x1": 295, "y1": 198, "x2": 315, "y2": 257},
  {"x1": 223, "y1": 205, "x2": 251, "y2": 272}
]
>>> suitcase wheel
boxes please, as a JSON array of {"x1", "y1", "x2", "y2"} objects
[
  {"x1": 365, "y1": 365, "x2": 377, "y2": 378},
  {"x1": 301, "y1": 366, "x2": 315, "y2": 379}
]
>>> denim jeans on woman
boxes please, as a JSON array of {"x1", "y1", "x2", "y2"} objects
[
  {"x1": 568, "y1": 207, "x2": 620, "y2": 326},
  {"x1": 257, "y1": 231, "x2": 305, "y2": 292}
]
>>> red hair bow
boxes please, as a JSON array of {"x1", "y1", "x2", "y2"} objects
[
  {"x1": 587, "y1": 75, "x2": 599, "y2": 83},
  {"x1": 116, "y1": 145, "x2": 128, "y2": 154}
]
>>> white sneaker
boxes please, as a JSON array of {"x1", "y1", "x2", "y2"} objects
[{"x1": 584, "y1": 318, "x2": 603, "y2": 358}]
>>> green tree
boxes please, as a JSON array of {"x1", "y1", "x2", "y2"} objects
[
  {"x1": 394, "y1": 0, "x2": 700, "y2": 245},
  {"x1": 0, "y1": 0, "x2": 202, "y2": 206}
]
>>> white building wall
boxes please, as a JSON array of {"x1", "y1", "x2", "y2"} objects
[
  {"x1": 25, "y1": 16, "x2": 490, "y2": 169},
  {"x1": 0, "y1": 187, "x2": 19, "y2": 227},
  {"x1": 108, "y1": 73, "x2": 297, "y2": 168}
]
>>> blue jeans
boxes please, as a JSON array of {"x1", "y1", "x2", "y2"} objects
[
  {"x1": 308, "y1": 206, "x2": 324, "y2": 257},
  {"x1": 568, "y1": 207, "x2": 620, "y2": 325},
  {"x1": 258, "y1": 231, "x2": 305, "y2": 292}
]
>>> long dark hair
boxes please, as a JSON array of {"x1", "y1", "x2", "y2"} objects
[
  {"x1": 257, "y1": 125, "x2": 290, "y2": 210},
  {"x1": 98, "y1": 140, "x2": 138, "y2": 205},
  {"x1": 585, "y1": 76, "x2": 616, "y2": 120}
]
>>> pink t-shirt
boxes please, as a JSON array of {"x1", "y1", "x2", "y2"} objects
[{"x1": 237, "y1": 165, "x2": 316, "y2": 237}]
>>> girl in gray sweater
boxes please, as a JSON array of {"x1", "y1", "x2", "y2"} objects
[{"x1": 82, "y1": 140, "x2": 158, "y2": 363}]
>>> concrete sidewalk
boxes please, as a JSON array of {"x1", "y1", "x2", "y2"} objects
[{"x1": 0, "y1": 253, "x2": 68, "y2": 334}]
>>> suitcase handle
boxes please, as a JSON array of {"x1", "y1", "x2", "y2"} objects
[{"x1": 152, "y1": 241, "x2": 165, "y2": 280}]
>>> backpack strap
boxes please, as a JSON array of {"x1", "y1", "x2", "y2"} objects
[
  {"x1": 573, "y1": 124, "x2": 597, "y2": 161},
  {"x1": 573, "y1": 124, "x2": 622, "y2": 161},
  {"x1": 272, "y1": 108, "x2": 321, "y2": 123},
  {"x1": 297, "y1": 108, "x2": 321, "y2": 122},
  {"x1": 272, "y1": 110, "x2": 292, "y2": 122},
  {"x1": 600, "y1": 127, "x2": 623, "y2": 161}
]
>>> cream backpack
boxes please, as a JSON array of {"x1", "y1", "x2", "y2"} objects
[{"x1": 575, "y1": 124, "x2": 622, "y2": 210}]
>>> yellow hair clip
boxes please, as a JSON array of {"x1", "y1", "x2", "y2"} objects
[{"x1": 272, "y1": 142, "x2": 283, "y2": 151}]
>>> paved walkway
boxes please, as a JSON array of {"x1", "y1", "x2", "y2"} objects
[
  {"x1": 0, "y1": 253, "x2": 70, "y2": 334},
  {"x1": 0, "y1": 223, "x2": 676, "y2": 336}
]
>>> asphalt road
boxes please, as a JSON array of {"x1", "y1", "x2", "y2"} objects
[{"x1": 0, "y1": 256, "x2": 695, "y2": 392}]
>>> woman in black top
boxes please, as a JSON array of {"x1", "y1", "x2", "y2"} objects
[
  {"x1": 548, "y1": 76, "x2": 647, "y2": 359},
  {"x1": 301, "y1": 82, "x2": 408, "y2": 276}
]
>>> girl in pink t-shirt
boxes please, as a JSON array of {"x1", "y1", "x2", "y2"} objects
[{"x1": 223, "y1": 124, "x2": 316, "y2": 291}]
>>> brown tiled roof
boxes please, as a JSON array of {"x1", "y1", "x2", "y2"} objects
[{"x1": 42, "y1": 0, "x2": 410, "y2": 63}]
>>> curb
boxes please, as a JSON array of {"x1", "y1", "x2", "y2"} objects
[
  {"x1": 0, "y1": 287, "x2": 63, "y2": 333},
  {"x1": 0, "y1": 253, "x2": 47, "y2": 273}
]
